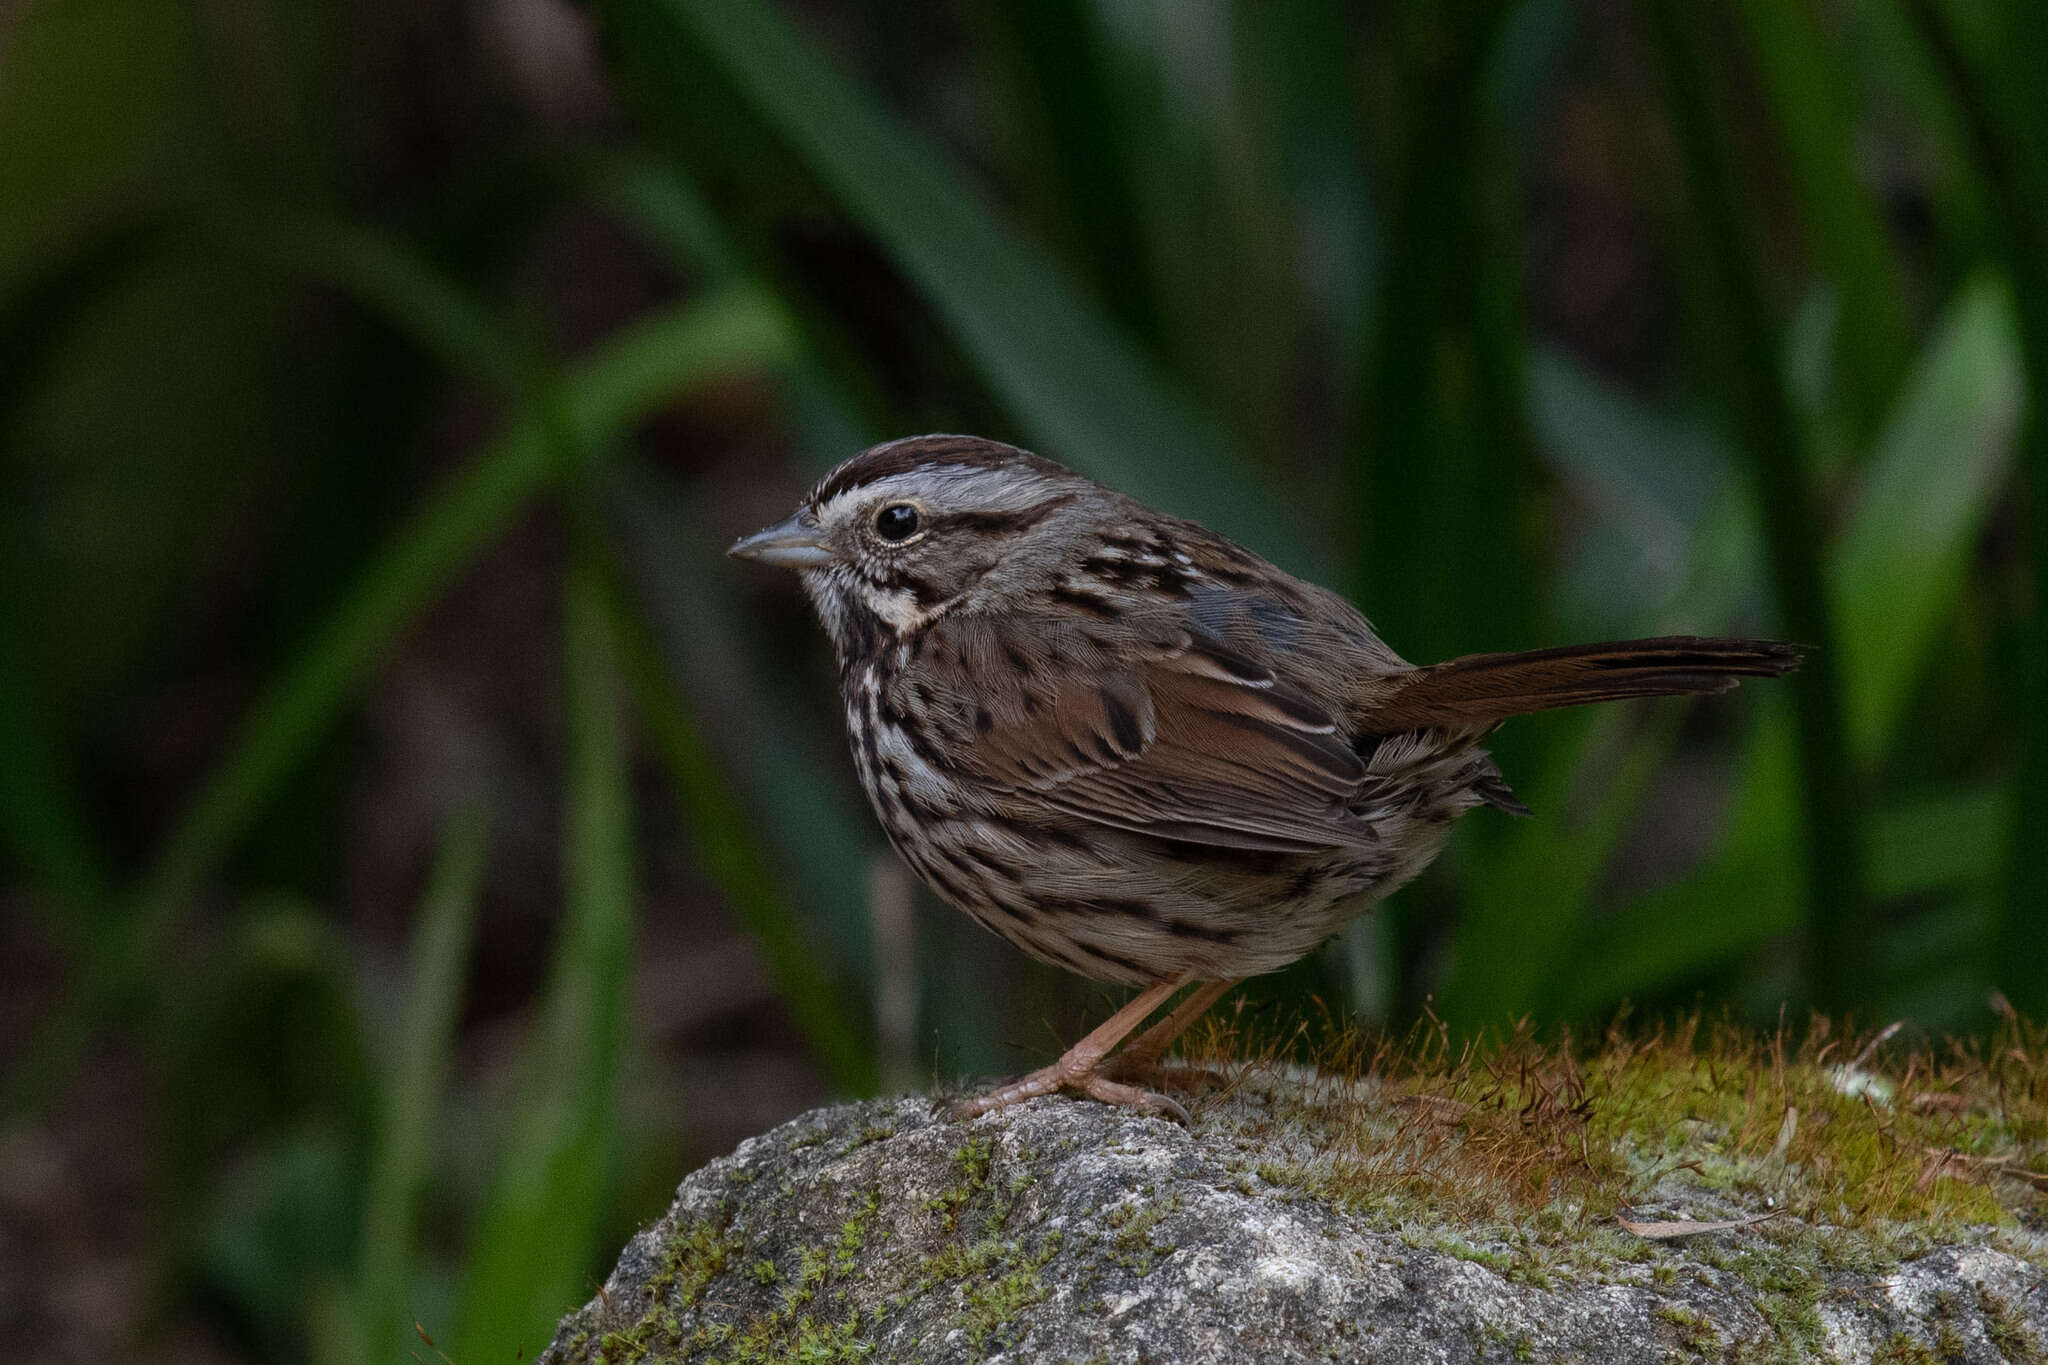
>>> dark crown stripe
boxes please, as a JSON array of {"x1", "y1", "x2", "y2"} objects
[{"x1": 810, "y1": 435, "x2": 1077, "y2": 507}]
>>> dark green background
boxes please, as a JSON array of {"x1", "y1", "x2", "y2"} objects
[{"x1": 2, "y1": 1, "x2": 2043, "y2": 1360}]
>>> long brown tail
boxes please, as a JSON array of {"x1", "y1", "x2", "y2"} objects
[{"x1": 1365, "y1": 635, "x2": 1800, "y2": 732}]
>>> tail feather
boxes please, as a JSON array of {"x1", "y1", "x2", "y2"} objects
[{"x1": 1365, "y1": 635, "x2": 1800, "y2": 733}]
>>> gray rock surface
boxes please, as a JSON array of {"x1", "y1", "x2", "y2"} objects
[{"x1": 542, "y1": 1068, "x2": 2046, "y2": 1363}]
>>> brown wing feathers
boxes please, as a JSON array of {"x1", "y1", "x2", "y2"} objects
[
  {"x1": 961, "y1": 620, "x2": 1372, "y2": 851},
  {"x1": 1363, "y1": 635, "x2": 1800, "y2": 733}
]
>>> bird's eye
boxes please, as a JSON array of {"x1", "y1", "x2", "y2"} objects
[{"x1": 873, "y1": 503, "x2": 922, "y2": 542}]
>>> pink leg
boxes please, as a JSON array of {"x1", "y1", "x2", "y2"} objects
[
  {"x1": 952, "y1": 979, "x2": 1189, "y2": 1122},
  {"x1": 1105, "y1": 978, "x2": 1242, "y2": 1081}
]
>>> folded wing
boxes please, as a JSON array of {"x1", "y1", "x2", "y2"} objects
[{"x1": 943, "y1": 618, "x2": 1372, "y2": 853}]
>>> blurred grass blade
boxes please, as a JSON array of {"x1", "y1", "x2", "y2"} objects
[
  {"x1": 1552, "y1": 714, "x2": 1800, "y2": 1015},
  {"x1": 1832, "y1": 274, "x2": 2022, "y2": 756},
  {"x1": 1730, "y1": 0, "x2": 1912, "y2": 436},
  {"x1": 581, "y1": 161, "x2": 897, "y2": 1088},
  {"x1": 609, "y1": 593, "x2": 873, "y2": 1093},
  {"x1": 208, "y1": 199, "x2": 528, "y2": 393},
  {"x1": 134, "y1": 287, "x2": 785, "y2": 943},
  {"x1": 1553, "y1": 269, "x2": 2025, "y2": 1009},
  {"x1": 456, "y1": 559, "x2": 635, "y2": 1363},
  {"x1": 6, "y1": 288, "x2": 792, "y2": 1114},
  {"x1": 1554, "y1": 762, "x2": 2011, "y2": 1017},
  {"x1": 1529, "y1": 340, "x2": 1771, "y2": 635},
  {"x1": 608, "y1": 0, "x2": 1324, "y2": 577},
  {"x1": 978, "y1": 0, "x2": 1160, "y2": 344},
  {"x1": 1352, "y1": 2, "x2": 1532, "y2": 662},
  {"x1": 1438, "y1": 707, "x2": 1684, "y2": 1027},
  {"x1": 1645, "y1": 0, "x2": 1869, "y2": 1010},
  {"x1": 606, "y1": 494, "x2": 876, "y2": 1093},
  {"x1": 1436, "y1": 342, "x2": 1752, "y2": 1026},
  {"x1": 0, "y1": 214, "x2": 173, "y2": 941},
  {"x1": 356, "y1": 802, "x2": 490, "y2": 1365},
  {"x1": 0, "y1": 642, "x2": 114, "y2": 940},
  {"x1": 579, "y1": 151, "x2": 745, "y2": 283},
  {"x1": 1348, "y1": 6, "x2": 1535, "y2": 1019},
  {"x1": 1906, "y1": 0, "x2": 2048, "y2": 1018},
  {"x1": 1868, "y1": 782, "x2": 2008, "y2": 901}
]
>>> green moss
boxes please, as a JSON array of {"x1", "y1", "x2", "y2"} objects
[
  {"x1": 1655, "y1": 1303, "x2": 1721, "y2": 1356},
  {"x1": 1164, "y1": 1012, "x2": 2048, "y2": 1299},
  {"x1": 923, "y1": 1135, "x2": 994, "y2": 1231},
  {"x1": 1102, "y1": 1194, "x2": 1180, "y2": 1273},
  {"x1": 593, "y1": 1217, "x2": 742, "y2": 1363},
  {"x1": 906, "y1": 1135, "x2": 1067, "y2": 1348},
  {"x1": 589, "y1": 1014, "x2": 2048, "y2": 1359},
  {"x1": 835, "y1": 1191, "x2": 883, "y2": 1273},
  {"x1": 618, "y1": 1130, "x2": 1074, "y2": 1362},
  {"x1": 946, "y1": 1229, "x2": 1065, "y2": 1349},
  {"x1": 1870, "y1": 1334, "x2": 1941, "y2": 1365},
  {"x1": 1980, "y1": 1284, "x2": 2048, "y2": 1364}
]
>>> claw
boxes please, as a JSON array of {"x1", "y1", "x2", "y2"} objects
[
  {"x1": 1078, "y1": 1074, "x2": 1190, "y2": 1124},
  {"x1": 949, "y1": 1062, "x2": 1190, "y2": 1123}
]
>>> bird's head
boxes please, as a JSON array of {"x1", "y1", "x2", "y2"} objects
[{"x1": 729, "y1": 435, "x2": 1106, "y2": 658}]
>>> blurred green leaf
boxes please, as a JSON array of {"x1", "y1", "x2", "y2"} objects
[
  {"x1": 1833, "y1": 274, "x2": 2023, "y2": 757},
  {"x1": 160, "y1": 904, "x2": 375, "y2": 1307},
  {"x1": 355, "y1": 804, "x2": 492, "y2": 1365},
  {"x1": 4, "y1": 244, "x2": 294, "y2": 718},
  {"x1": 1438, "y1": 707, "x2": 1687, "y2": 1028},
  {"x1": 1869, "y1": 782, "x2": 2008, "y2": 901},
  {"x1": 1552, "y1": 715, "x2": 1801, "y2": 1017},
  {"x1": 1555, "y1": 759, "x2": 2012, "y2": 1018},
  {"x1": 610, "y1": 477, "x2": 878, "y2": 1094},
  {"x1": 1443, "y1": 334, "x2": 1799, "y2": 1028},
  {"x1": 455, "y1": 560, "x2": 635, "y2": 1363},
  {"x1": 0, "y1": 0, "x2": 213, "y2": 293},
  {"x1": 201, "y1": 1130, "x2": 362, "y2": 1363},
  {"x1": 1352, "y1": 4, "x2": 1538, "y2": 1019},
  {"x1": 215, "y1": 201, "x2": 531, "y2": 393},
  {"x1": 7, "y1": 287, "x2": 792, "y2": 1115},
  {"x1": 582, "y1": 159, "x2": 901, "y2": 1089},
  {"x1": 607, "y1": 0, "x2": 1325, "y2": 577},
  {"x1": 1646, "y1": 0, "x2": 1870, "y2": 1010},
  {"x1": 1904, "y1": 0, "x2": 2048, "y2": 1018},
  {"x1": 977, "y1": 0, "x2": 1160, "y2": 345},
  {"x1": 1554, "y1": 269, "x2": 2025, "y2": 1010},
  {"x1": 1730, "y1": 0, "x2": 1913, "y2": 437},
  {"x1": 1353, "y1": 1, "x2": 1532, "y2": 661},
  {"x1": 0, "y1": 640, "x2": 113, "y2": 939}
]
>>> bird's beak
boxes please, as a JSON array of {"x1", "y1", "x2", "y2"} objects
[{"x1": 727, "y1": 512, "x2": 836, "y2": 569}]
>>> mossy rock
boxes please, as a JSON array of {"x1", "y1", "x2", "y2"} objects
[{"x1": 541, "y1": 1060, "x2": 2045, "y2": 1364}]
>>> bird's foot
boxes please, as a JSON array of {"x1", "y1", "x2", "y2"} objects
[
  {"x1": 1101, "y1": 1050, "x2": 1216, "y2": 1093},
  {"x1": 950, "y1": 1060, "x2": 1190, "y2": 1124},
  {"x1": 1097, "y1": 977, "x2": 1241, "y2": 1091}
]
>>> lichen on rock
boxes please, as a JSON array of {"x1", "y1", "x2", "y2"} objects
[{"x1": 541, "y1": 1042, "x2": 2046, "y2": 1365}]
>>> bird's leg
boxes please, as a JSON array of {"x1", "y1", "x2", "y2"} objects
[
  {"x1": 952, "y1": 979, "x2": 1189, "y2": 1122},
  {"x1": 1104, "y1": 978, "x2": 1241, "y2": 1084}
]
